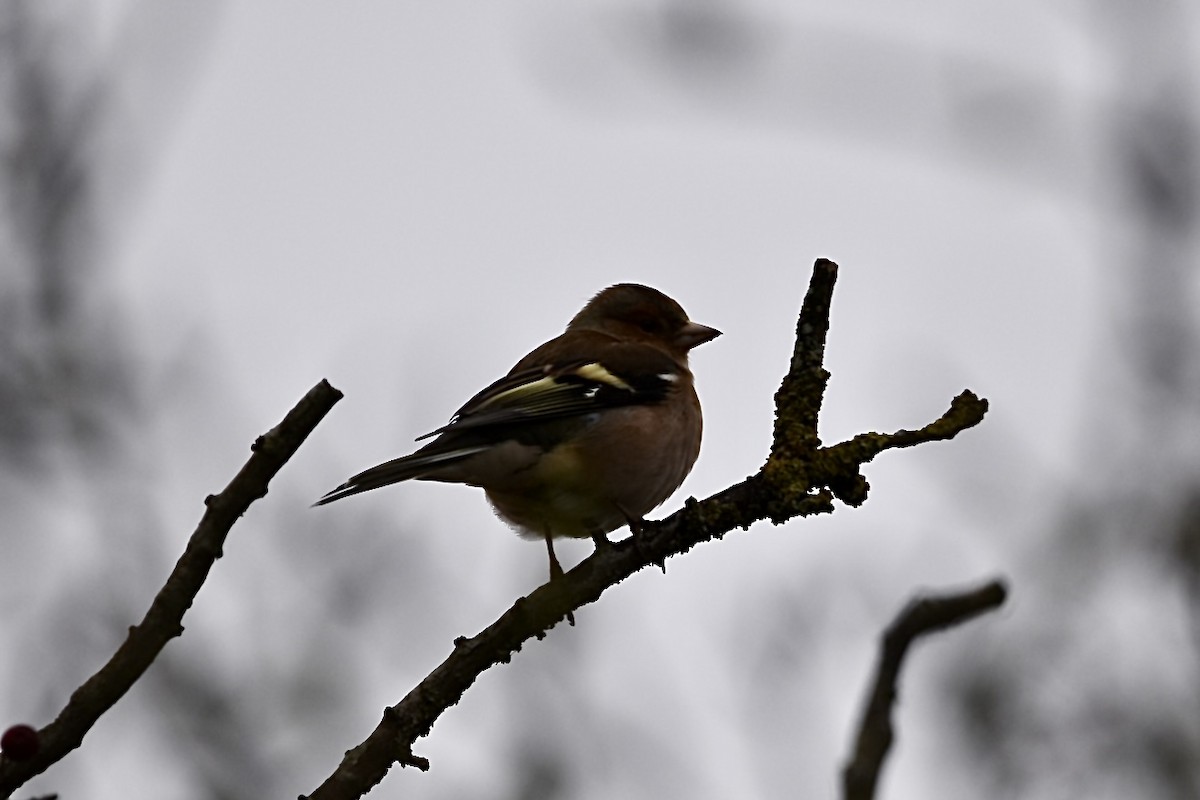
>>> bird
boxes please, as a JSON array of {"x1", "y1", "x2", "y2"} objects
[{"x1": 316, "y1": 283, "x2": 720, "y2": 584}]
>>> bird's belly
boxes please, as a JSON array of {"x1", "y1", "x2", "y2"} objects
[
  {"x1": 482, "y1": 408, "x2": 693, "y2": 540},
  {"x1": 484, "y1": 444, "x2": 627, "y2": 539}
]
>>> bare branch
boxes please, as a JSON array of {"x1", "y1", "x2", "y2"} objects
[
  {"x1": 0, "y1": 380, "x2": 343, "y2": 797},
  {"x1": 304, "y1": 259, "x2": 992, "y2": 800},
  {"x1": 842, "y1": 578, "x2": 1009, "y2": 800},
  {"x1": 770, "y1": 256, "x2": 837, "y2": 458}
]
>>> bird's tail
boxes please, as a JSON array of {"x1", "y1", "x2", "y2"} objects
[{"x1": 314, "y1": 443, "x2": 489, "y2": 506}]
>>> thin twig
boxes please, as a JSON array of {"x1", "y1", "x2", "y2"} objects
[{"x1": 0, "y1": 380, "x2": 343, "y2": 797}]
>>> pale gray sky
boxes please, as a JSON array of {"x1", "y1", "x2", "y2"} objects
[{"x1": 10, "y1": 2, "x2": 1193, "y2": 799}]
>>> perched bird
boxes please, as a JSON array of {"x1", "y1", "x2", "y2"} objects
[{"x1": 316, "y1": 283, "x2": 720, "y2": 581}]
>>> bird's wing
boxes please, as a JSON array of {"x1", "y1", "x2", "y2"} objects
[{"x1": 416, "y1": 340, "x2": 681, "y2": 441}]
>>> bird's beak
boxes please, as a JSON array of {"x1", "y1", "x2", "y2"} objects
[{"x1": 676, "y1": 321, "x2": 722, "y2": 350}]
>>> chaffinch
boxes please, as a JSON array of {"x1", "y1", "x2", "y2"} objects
[{"x1": 317, "y1": 283, "x2": 720, "y2": 580}]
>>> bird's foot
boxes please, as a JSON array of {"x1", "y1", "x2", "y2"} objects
[{"x1": 622, "y1": 513, "x2": 666, "y2": 574}]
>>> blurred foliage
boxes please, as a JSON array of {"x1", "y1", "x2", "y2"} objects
[
  {"x1": 0, "y1": 1, "x2": 134, "y2": 468},
  {"x1": 943, "y1": 2, "x2": 1200, "y2": 798},
  {"x1": 0, "y1": 3, "x2": 276, "y2": 798}
]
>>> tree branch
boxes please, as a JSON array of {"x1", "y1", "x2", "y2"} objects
[
  {"x1": 841, "y1": 578, "x2": 1009, "y2": 800},
  {"x1": 0, "y1": 380, "x2": 343, "y2": 797},
  {"x1": 303, "y1": 258, "x2": 992, "y2": 800}
]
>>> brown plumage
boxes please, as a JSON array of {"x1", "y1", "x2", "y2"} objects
[{"x1": 317, "y1": 283, "x2": 719, "y2": 580}]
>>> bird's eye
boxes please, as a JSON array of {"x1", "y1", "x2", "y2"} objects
[{"x1": 628, "y1": 313, "x2": 661, "y2": 334}]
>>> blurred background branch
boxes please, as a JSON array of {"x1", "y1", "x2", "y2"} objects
[{"x1": 842, "y1": 578, "x2": 1008, "y2": 800}]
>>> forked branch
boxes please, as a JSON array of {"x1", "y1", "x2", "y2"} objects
[{"x1": 303, "y1": 259, "x2": 991, "y2": 800}]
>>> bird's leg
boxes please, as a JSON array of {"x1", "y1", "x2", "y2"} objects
[
  {"x1": 616, "y1": 504, "x2": 646, "y2": 538},
  {"x1": 590, "y1": 530, "x2": 613, "y2": 552},
  {"x1": 544, "y1": 530, "x2": 565, "y2": 580},
  {"x1": 543, "y1": 529, "x2": 575, "y2": 626}
]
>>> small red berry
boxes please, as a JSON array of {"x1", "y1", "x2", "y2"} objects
[{"x1": 1, "y1": 724, "x2": 39, "y2": 761}]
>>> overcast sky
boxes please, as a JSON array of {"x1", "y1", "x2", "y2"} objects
[{"x1": 8, "y1": 2, "x2": 1196, "y2": 799}]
